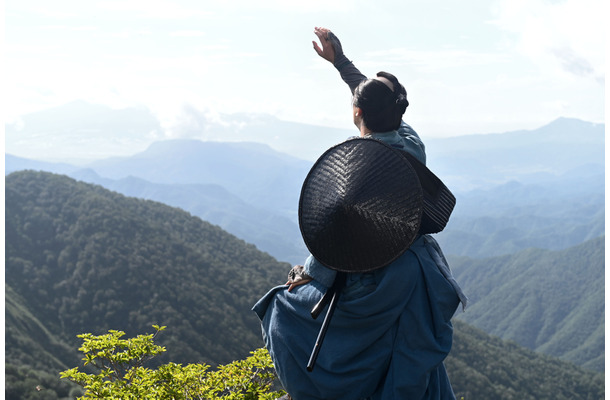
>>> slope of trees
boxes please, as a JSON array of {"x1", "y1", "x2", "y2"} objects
[
  {"x1": 447, "y1": 320, "x2": 604, "y2": 400},
  {"x1": 449, "y1": 237, "x2": 604, "y2": 371},
  {"x1": 6, "y1": 171, "x2": 288, "y2": 368}
]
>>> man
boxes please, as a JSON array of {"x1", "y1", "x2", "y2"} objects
[{"x1": 253, "y1": 28, "x2": 466, "y2": 400}]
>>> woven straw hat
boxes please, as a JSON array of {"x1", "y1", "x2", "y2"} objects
[
  {"x1": 299, "y1": 138, "x2": 424, "y2": 272},
  {"x1": 299, "y1": 137, "x2": 455, "y2": 272}
]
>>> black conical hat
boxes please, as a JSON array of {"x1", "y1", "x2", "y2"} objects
[{"x1": 299, "y1": 137, "x2": 424, "y2": 272}]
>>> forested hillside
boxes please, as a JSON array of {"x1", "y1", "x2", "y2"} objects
[
  {"x1": 6, "y1": 171, "x2": 288, "y2": 367},
  {"x1": 447, "y1": 320, "x2": 604, "y2": 400},
  {"x1": 5, "y1": 171, "x2": 603, "y2": 399},
  {"x1": 67, "y1": 169, "x2": 309, "y2": 264},
  {"x1": 450, "y1": 237, "x2": 604, "y2": 371}
]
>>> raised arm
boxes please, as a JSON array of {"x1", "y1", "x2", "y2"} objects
[{"x1": 312, "y1": 27, "x2": 367, "y2": 94}]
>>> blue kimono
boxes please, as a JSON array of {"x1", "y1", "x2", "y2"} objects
[{"x1": 253, "y1": 124, "x2": 467, "y2": 399}]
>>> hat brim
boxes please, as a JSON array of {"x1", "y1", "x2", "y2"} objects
[{"x1": 398, "y1": 150, "x2": 456, "y2": 234}]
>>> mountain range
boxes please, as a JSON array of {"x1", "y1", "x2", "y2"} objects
[
  {"x1": 6, "y1": 140, "x2": 313, "y2": 263},
  {"x1": 6, "y1": 114, "x2": 604, "y2": 262},
  {"x1": 5, "y1": 171, "x2": 604, "y2": 399},
  {"x1": 6, "y1": 100, "x2": 604, "y2": 188},
  {"x1": 425, "y1": 117, "x2": 604, "y2": 191},
  {"x1": 435, "y1": 175, "x2": 603, "y2": 257}
]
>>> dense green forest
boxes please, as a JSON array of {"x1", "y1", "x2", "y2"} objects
[
  {"x1": 5, "y1": 171, "x2": 288, "y2": 365},
  {"x1": 450, "y1": 237, "x2": 604, "y2": 371},
  {"x1": 447, "y1": 320, "x2": 604, "y2": 400},
  {"x1": 5, "y1": 171, "x2": 604, "y2": 399}
]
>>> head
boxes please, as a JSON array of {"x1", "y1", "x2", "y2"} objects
[{"x1": 352, "y1": 71, "x2": 409, "y2": 133}]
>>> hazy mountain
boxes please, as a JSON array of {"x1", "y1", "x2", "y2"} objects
[
  {"x1": 426, "y1": 117, "x2": 604, "y2": 192},
  {"x1": 429, "y1": 117, "x2": 604, "y2": 257},
  {"x1": 450, "y1": 236, "x2": 604, "y2": 371},
  {"x1": 6, "y1": 115, "x2": 604, "y2": 263},
  {"x1": 85, "y1": 139, "x2": 313, "y2": 220},
  {"x1": 68, "y1": 169, "x2": 309, "y2": 263},
  {"x1": 435, "y1": 176, "x2": 604, "y2": 257},
  {"x1": 5, "y1": 171, "x2": 603, "y2": 400},
  {"x1": 6, "y1": 143, "x2": 314, "y2": 264},
  {"x1": 5, "y1": 154, "x2": 81, "y2": 176},
  {"x1": 8, "y1": 100, "x2": 602, "y2": 186}
]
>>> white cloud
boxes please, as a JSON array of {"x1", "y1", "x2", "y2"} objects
[
  {"x1": 4, "y1": 0, "x2": 604, "y2": 146},
  {"x1": 39, "y1": 25, "x2": 99, "y2": 31},
  {"x1": 187, "y1": 0, "x2": 353, "y2": 13},
  {"x1": 103, "y1": 29, "x2": 153, "y2": 39},
  {"x1": 24, "y1": 6, "x2": 78, "y2": 19},
  {"x1": 98, "y1": 0, "x2": 214, "y2": 19},
  {"x1": 491, "y1": 0, "x2": 604, "y2": 82},
  {"x1": 170, "y1": 30, "x2": 206, "y2": 37},
  {"x1": 363, "y1": 48, "x2": 511, "y2": 71}
]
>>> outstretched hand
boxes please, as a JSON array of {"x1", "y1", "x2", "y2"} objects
[{"x1": 312, "y1": 26, "x2": 336, "y2": 64}]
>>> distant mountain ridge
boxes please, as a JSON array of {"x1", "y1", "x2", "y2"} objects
[
  {"x1": 6, "y1": 116, "x2": 603, "y2": 262},
  {"x1": 6, "y1": 100, "x2": 604, "y2": 173},
  {"x1": 426, "y1": 117, "x2": 604, "y2": 192},
  {"x1": 428, "y1": 117, "x2": 604, "y2": 157},
  {"x1": 4, "y1": 170, "x2": 604, "y2": 400},
  {"x1": 87, "y1": 139, "x2": 312, "y2": 219},
  {"x1": 68, "y1": 169, "x2": 308, "y2": 263},
  {"x1": 436, "y1": 176, "x2": 604, "y2": 257},
  {"x1": 6, "y1": 140, "x2": 314, "y2": 264}
]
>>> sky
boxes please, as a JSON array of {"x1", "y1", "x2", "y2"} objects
[{"x1": 3, "y1": 0, "x2": 606, "y2": 144}]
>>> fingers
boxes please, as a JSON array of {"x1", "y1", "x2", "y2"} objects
[
  {"x1": 314, "y1": 26, "x2": 331, "y2": 42},
  {"x1": 312, "y1": 41, "x2": 323, "y2": 56},
  {"x1": 287, "y1": 282, "x2": 309, "y2": 292},
  {"x1": 314, "y1": 26, "x2": 330, "y2": 35},
  {"x1": 286, "y1": 278, "x2": 313, "y2": 292}
]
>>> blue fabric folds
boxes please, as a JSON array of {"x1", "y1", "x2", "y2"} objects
[{"x1": 252, "y1": 235, "x2": 464, "y2": 400}]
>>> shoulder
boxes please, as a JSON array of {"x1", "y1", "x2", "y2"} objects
[{"x1": 397, "y1": 121, "x2": 426, "y2": 164}]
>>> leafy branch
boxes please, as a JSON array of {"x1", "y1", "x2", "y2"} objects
[{"x1": 60, "y1": 325, "x2": 284, "y2": 399}]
